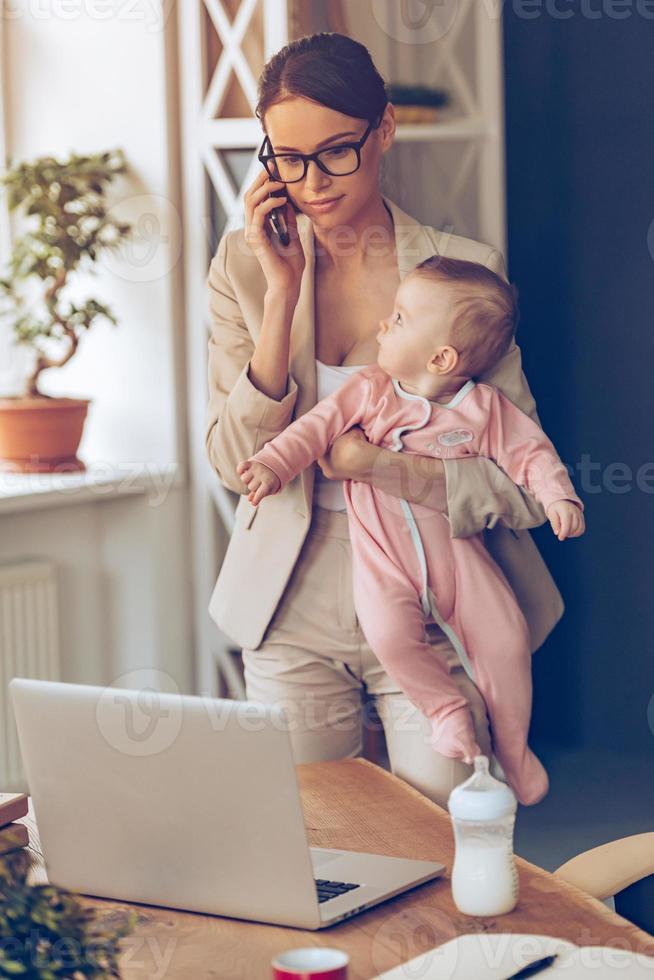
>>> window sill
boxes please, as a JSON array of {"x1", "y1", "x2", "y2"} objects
[{"x1": 0, "y1": 462, "x2": 184, "y2": 515}]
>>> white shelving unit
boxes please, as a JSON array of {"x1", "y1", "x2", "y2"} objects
[
  {"x1": 178, "y1": 0, "x2": 507, "y2": 698},
  {"x1": 392, "y1": 117, "x2": 486, "y2": 141}
]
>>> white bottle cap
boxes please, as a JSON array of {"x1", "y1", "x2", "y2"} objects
[{"x1": 448, "y1": 755, "x2": 517, "y2": 821}]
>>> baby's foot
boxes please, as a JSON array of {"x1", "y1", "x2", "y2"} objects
[
  {"x1": 430, "y1": 706, "x2": 481, "y2": 765},
  {"x1": 497, "y1": 747, "x2": 549, "y2": 806}
]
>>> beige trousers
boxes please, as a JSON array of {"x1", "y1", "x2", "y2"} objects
[{"x1": 241, "y1": 504, "x2": 494, "y2": 810}]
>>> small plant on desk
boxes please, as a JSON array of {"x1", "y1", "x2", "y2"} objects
[{"x1": 0, "y1": 848, "x2": 137, "y2": 978}]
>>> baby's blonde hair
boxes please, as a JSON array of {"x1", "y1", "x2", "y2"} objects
[{"x1": 411, "y1": 255, "x2": 519, "y2": 377}]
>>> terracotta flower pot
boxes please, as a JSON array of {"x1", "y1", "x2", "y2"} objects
[{"x1": 0, "y1": 396, "x2": 91, "y2": 473}]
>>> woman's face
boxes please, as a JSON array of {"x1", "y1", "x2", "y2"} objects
[{"x1": 263, "y1": 97, "x2": 395, "y2": 234}]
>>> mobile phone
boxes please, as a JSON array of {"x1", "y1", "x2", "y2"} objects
[{"x1": 265, "y1": 166, "x2": 290, "y2": 246}]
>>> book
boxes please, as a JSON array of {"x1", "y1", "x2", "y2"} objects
[
  {"x1": 0, "y1": 822, "x2": 29, "y2": 856},
  {"x1": 376, "y1": 932, "x2": 654, "y2": 979},
  {"x1": 0, "y1": 793, "x2": 28, "y2": 828}
]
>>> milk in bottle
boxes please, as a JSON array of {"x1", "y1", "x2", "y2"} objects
[{"x1": 447, "y1": 755, "x2": 519, "y2": 915}]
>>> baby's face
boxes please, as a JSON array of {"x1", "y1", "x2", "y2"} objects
[{"x1": 376, "y1": 274, "x2": 454, "y2": 379}]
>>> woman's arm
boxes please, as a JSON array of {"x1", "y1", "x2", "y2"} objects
[
  {"x1": 205, "y1": 231, "x2": 300, "y2": 494},
  {"x1": 349, "y1": 439, "x2": 450, "y2": 512},
  {"x1": 356, "y1": 339, "x2": 550, "y2": 530}
]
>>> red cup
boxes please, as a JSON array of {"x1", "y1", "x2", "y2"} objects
[{"x1": 271, "y1": 947, "x2": 349, "y2": 979}]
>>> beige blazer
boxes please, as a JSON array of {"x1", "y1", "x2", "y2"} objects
[{"x1": 205, "y1": 195, "x2": 564, "y2": 653}]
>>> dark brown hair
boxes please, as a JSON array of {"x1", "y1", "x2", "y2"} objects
[
  {"x1": 255, "y1": 32, "x2": 388, "y2": 133},
  {"x1": 411, "y1": 255, "x2": 519, "y2": 377}
]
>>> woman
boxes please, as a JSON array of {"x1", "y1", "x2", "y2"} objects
[{"x1": 205, "y1": 33, "x2": 563, "y2": 808}]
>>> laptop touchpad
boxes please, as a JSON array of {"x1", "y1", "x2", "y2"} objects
[{"x1": 310, "y1": 848, "x2": 344, "y2": 871}]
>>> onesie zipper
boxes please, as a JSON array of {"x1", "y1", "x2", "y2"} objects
[{"x1": 388, "y1": 377, "x2": 478, "y2": 684}]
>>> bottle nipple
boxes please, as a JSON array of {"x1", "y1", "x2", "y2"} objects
[{"x1": 473, "y1": 754, "x2": 490, "y2": 776}]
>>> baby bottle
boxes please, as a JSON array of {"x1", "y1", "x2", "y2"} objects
[{"x1": 447, "y1": 755, "x2": 519, "y2": 916}]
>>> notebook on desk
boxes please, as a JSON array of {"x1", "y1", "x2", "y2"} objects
[{"x1": 376, "y1": 932, "x2": 654, "y2": 979}]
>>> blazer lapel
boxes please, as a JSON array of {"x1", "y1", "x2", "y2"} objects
[
  {"x1": 288, "y1": 195, "x2": 440, "y2": 517},
  {"x1": 385, "y1": 194, "x2": 443, "y2": 280},
  {"x1": 288, "y1": 211, "x2": 317, "y2": 419}
]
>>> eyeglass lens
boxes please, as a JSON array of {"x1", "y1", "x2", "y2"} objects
[{"x1": 268, "y1": 145, "x2": 359, "y2": 182}]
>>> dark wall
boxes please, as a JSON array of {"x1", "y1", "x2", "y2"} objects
[{"x1": 502, "y1": 8, "x2": 654, "y2": 752}]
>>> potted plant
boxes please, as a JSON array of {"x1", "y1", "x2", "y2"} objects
[
  {"x1": 0, "y1": 148, "x2": 132, "y2": 472},
  {"x1": 0, "y1": 848, "x2": 137, "y2": 977}
]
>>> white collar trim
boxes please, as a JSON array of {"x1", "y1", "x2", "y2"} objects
[
  {"x1": 392, "y1": 376, "x2": 429, "y2": 406},
  {"x1": 389, "y1": 377, "x2": 433, "y2": 452},
  {"x1": 439, "y1": 378, "x2": 477, "y2": 408},
  {"x1": 392, "y1": 376, "x2": 476, "y2": 410}
]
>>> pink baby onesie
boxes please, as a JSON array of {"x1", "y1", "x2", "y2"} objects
[{"x1": 249, "y1": 364, "x2": 584, "y2": 805}]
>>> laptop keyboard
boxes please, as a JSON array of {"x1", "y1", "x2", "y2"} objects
[{"x1": 315, "y1": 877, "x2": 362, "y2": 904}]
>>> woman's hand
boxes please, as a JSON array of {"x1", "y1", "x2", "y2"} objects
[
  {"x1": 316, "y1": 426, "x2": 373, "y2": 481},
  {"x1": 365, "y1": 449, "x2": 448, "y2": 511},
  {"x1": 243, "y1": 169, "x2": 306, "y2": 296},
  {"x1": 317, "y1": 429, "x2": 448, "y2": 512}
]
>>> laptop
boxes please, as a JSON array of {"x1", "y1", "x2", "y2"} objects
[{"x1": 9, "y1": 678, "x2": 445, "y2": 929}]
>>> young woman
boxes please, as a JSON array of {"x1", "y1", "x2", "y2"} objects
[{"x1": 205, "y1": 33, "x2": 563, "y2": 809}]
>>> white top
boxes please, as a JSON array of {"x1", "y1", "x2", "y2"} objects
[{"x1": 312, "y1": 358, "x2": 373, "y2": 511}]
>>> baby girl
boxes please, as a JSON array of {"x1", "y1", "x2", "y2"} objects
[{"x1": 237, "y1": 255, "x2": 585, "y2": 806}]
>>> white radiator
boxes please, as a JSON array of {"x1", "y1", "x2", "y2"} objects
[{"x1": 0, "y1": 559, "x2": 60, "y2": 790}]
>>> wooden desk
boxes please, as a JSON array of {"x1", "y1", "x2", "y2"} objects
[{"x1": 16, "y1": 758, "x2": 654, "y2": 979}]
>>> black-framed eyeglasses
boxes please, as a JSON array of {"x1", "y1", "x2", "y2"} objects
[{"x1": 257, "y1": 120, "x2": 378, "y2": 184}]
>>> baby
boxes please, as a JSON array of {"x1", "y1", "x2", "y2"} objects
[{"x1": 237, "y1": 255, "x2": 585, "y2": 806}]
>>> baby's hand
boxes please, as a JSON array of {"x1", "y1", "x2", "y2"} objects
[
  {"x1": 236, "y1": 459, "x2": 281, "y2": 505},
  {"x1": 546, "y1": 500, "x2": 585, "y2": 541}
]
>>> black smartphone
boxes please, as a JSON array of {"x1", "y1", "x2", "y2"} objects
[{"x1": 265, "y1": 166, "x2": 290, "y2": 246}]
